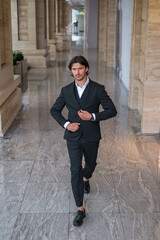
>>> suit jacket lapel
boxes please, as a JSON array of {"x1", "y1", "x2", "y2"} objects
[
  {"x1": 71, "y1": 82, "x2": 81, "y2": 108},
  {"x1": 79, "y1": 79, "x2": 93, "y2": 108}
]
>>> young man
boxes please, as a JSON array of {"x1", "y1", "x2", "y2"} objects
[{"x1": 50, "y1": 56, "x2": 117, "y2": 227}]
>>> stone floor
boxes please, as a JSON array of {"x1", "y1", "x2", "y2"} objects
[{"x1": 0, "y1": 36, "x2": 160, "y2": 240}]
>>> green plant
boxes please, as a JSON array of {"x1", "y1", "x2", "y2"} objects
[{"x1": 13, "y1": 51, "x2": 24, "y2": 65}]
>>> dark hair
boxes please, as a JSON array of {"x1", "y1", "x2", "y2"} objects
[{"x1": 68, "y1": 55, "x2": 89, "y2": 75}]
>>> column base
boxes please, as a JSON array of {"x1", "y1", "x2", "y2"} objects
[
  {"x1": 0, "y1": 87, "x2": 23, "y2": 137},
  {"x1": 56, "y1": 33, "x2": 63, "y2": 52},
  {"x1": 141, "y1": 113, "x2": 160, "y2": 134},
  {"x1": 23, "y1": 47, "x2": 50, "y2": 68},
  {"x1": 27, "y1": 68, "x2": 48, "y2": 81},
  {"x1": 48, "y1": 39, "x2": 56, "y2": 62}
]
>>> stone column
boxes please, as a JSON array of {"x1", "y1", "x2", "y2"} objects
[
  {"x1": 98, "y1": 0, "x2": 107, "y2": 59},
  {"x1": 0, "y1": 0, "x2": 22, "y2": 136},
  {"x1": 129, "y1": 0, "x2": 143, "y2": 109},
  {"x1": 11, "y1": 0, "x2": 49, "y2": 68},
  {"x1": 86, "y1": 0, "x2": 99, "y2": 48},
  {"x1": 105, "y1": 0, "x2": 116, "y2": 67},
  {"x1": 141, "y1": 0, "x2": 160, "y2": 133},
  {"x1": 46, "y1": 0, "x2": 56, "y2": 63},
  {"x1": 65, "y1": 2, "x2": 72, "y2": 36},
  {"x1": 129, "y1": 0, "x2": 160, "y2": 133},
  {"x1": 98, "y1": 0, "x2": 116, "y2": 66},
  {"x1": 55, "y1": 0, "x2": 63, "y2": 51}
]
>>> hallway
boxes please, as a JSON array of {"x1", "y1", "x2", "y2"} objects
[{"x1": 0, "y1": 38, "x2": 160, "y2": 240}]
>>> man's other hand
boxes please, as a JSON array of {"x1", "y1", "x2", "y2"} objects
[
  {"x1": 66, "y1": 123, "x2": 80, "y2": 132},
  {"x1": 78, "y1": 110, "x2": 92, "y2": 121}
]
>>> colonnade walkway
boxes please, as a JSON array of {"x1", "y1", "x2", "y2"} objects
[{"x1": 0, "y1": 36, "x2": 160, "y2": 240}]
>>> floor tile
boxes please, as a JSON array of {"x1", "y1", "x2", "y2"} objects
[
  {"x1": 0, "y1": 183, "x2": 27, "y2": 240},
  {"x1": 20, "y1": 183, "x2": 70, "y2": 213},
  {"x1": 113, "y1": 166, "x2": 160, "y2": 213},
  {"x1": 30, "y1": 159, "x2": 70, "y2": 183},
  {"x1": 69, "y1": 213, "x2": 125, "y2": 240},
  {"x1": 11, "y1": 213, "x2": 69, "y2": 240},
  {"x1": 0, "y1": 161, "x2": 33, "y2": 183},
  {"x1": 0, "y1": 213, "x2": 17, "y2": 240},
  {"x1": 121, "y1": 213, "x2": 160, "y2": 240},
  {"x1": 0, "y1": 183, "x2": 27, "y2": 214},
  {"x1": 0, "y1": 142, "x2": 40, "y2": 161}
]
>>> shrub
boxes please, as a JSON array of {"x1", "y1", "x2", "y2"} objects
[{"x1": 13, "y1": 51, "x2": 24, "y2": 65}]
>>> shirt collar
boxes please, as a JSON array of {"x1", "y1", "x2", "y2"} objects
[{"x1": 75, "y1": 76, "x2": 90, "y2": 89}]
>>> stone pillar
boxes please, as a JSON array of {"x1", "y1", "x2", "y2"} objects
[
  {"x1": 129, "y1": 0, "x2": 160, "y2": 133},
  {"x1": 98, "y1": 0, "x2": 116, "y2": 66},
  {"x1": 86, "y1": 0, "x2": 99, "y2": 48},
  {"x1": 46, "y1": 0, "x2": 56, "y2": 63},
  {"x1": 65, "y1": 2, "x2": 72, "y2": 36},
  {"x1": 129, "y1": 0, "x2": 143, "y2": 109},
  {"x1": 11, "y1": 0, "x2": 49, "y2": 68},
  {"x1": 55, "y1": 0, "x2": 63, "y2": 51},
  {"x1": 0, "y1": 0, "x2": 22, "y2": 136},
  {"x1": 105, "y1": 0, "x2": 116, "y2": 67},
  {"x1": 98, "y1": 0, "x2": 107, "y2": 59}
]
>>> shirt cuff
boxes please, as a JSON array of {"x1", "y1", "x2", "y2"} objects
[
  {"x1": 92, "y1": 113, "x2": 96, "y2": 121},
  {"x1": 64, "y1": 121, "x2": 70, "y2": 129}
]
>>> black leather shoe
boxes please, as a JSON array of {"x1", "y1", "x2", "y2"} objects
[
  {"x1": 84, "y1": 180, "x2": 90, "y2": 194},
  {"x1": 73, "y1": 209, "x2": 86, "y2": 227}
]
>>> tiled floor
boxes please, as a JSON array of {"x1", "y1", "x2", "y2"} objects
[{"x1": 0, "y1": 36, "x2": 160, "y2": 240}]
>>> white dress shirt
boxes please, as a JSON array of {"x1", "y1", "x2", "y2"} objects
[{"x1": 64, "y1": 77, "x2": 96, "y2": 128}]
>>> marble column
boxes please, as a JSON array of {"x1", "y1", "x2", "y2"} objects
[
  {"x1": 129, "y1": 0, "x2": 160, "y2": 133},
  {"x1": 11, "y1": 0, "x2": 49, "y2": 68},
  {"x1": 65, "y1": 2, "x2": 72, "y2": 36},
  {"x1": 105, "y1": 0, "x2": 116, "y2": 67},
  {"x1": 0, "y1": 0, "x2": 22, "y2": 136},
  {"x1": 55, "y1": 0, "x2": 63, "y2": 51},
  {"x1": 46, "y1": 0, "x2": 56, "y2": 63},
  {"x1": 98, "y1": 0, "x2": 116, "y2": 67},
  {"x1": 98, "y1": 0, "x2": 107, "y2": 59},
  {"x1": 129, "y1": 0, "x2": 142, "y2": 110},
  {"x1": 86, "y1": 0, "x2": 98, "y2": 48}
]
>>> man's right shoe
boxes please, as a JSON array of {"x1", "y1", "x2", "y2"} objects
[
  {"x1": 73, "y1": 209, "x2": 86, "y2": 227},
  {"x1": 84, "y1": 180, "x2": 90, "y2": 194}
]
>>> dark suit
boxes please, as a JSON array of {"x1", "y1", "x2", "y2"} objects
[{"x1": 50, "y1": 79, "x2": 117, "y2": 207}]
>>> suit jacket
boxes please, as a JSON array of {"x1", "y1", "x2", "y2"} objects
[{"x1": 50, "y1": 79, "x2": 117, "y2": 142}]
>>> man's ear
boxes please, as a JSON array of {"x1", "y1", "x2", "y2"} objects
[{"x1": 85, "y1": 67, "x2": 88, "y2": 73}]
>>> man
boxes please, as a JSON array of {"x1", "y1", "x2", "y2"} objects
[{"x1": 50, "y1": 56, "x2": 117, "y2": 227}]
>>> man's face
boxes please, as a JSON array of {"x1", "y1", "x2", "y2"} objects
[{"x1": 71, "y1": 63, "x2": 88, "y2": 81}]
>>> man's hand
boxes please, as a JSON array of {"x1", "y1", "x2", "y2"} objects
[
  {"x1": 78, "y1": 110, "x2": 92, "y2": 121},
  {"x1": 66, "y1": 123, "x2": 80, "y2": 132}
]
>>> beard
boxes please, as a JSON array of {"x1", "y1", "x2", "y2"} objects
[{"x1": 74, "y1": 74, "x2": 86, "y2": 81}]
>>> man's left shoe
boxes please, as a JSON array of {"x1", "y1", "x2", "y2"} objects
[
  {"x1": 73, "y1": 209, "x2": 86, "y2": 227},
  {"x1": 84, "y1": 180, "x2": 90, "y2": 194}
]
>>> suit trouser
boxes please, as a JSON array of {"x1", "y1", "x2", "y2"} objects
[{"x1": 67, "y1": 140, "x2": 99, "y2": 207}]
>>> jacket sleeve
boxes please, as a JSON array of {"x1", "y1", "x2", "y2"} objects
[
  {"x1": 95, "y1": 85, "x2": 117, "y2": 121},
  {"x1": 50, "y1": 88, "x2": 67, "y2": 128}
]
